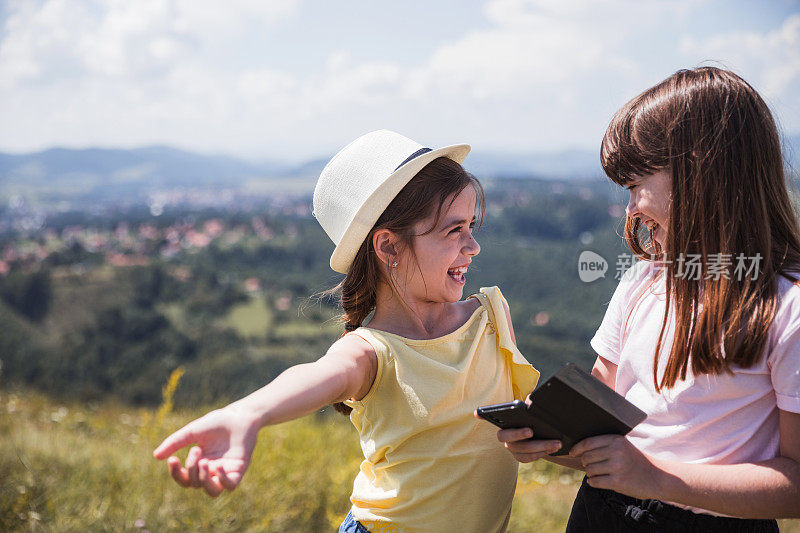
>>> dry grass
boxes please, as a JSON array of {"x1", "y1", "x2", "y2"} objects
[{"x1": 1, "y1": 388, "x2": 797, "y2": 532}]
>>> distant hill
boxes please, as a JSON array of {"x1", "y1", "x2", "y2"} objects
[
  {"x1": 266, "y1": 150, "x2": 607, "y2": 181},
  {"x1": 1, "y1": 133, "x2": 798, "y2": 202},
  {"x1": 466, "y1": 148, "x2": 603, "y2": 180},
  {"x1": 0, "y1": 146, "x2": 606, "y2": 203},
  {"x1": 0, "y1": 146, "x2": 288, "y2": 189}
]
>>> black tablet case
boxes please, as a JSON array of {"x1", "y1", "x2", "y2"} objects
[{"x1": 509, "y1": 363, "x2": 646, "y2": 455}]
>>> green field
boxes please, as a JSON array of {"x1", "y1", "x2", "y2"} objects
[
  {"x1": 220, "y1": 296, "x2": 274, "y2": 339},
  {"x1": 0, "y1": 386, "x2": 578, "y2": 532},
  {"x1": 3, "y1": 387, "x2": 799, "y2": 532},
  {"x1": 3, "y1": 184, "x2": 800, "y2": 532}
]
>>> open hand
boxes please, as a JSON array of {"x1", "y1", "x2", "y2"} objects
[{"x1": 153, "y1": 405, "x2": 260, "y2": 497}]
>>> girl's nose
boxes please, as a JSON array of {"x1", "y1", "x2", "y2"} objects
[
  {"x1": 464, "y1": 233, "x2": 480, "y2": 256},
  {"x1": 625, "y1": 191, "x2": 638, "y2": 218}
]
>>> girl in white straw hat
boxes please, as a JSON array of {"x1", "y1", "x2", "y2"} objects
[{"x1": 153, "y1": 130, "x2": 541, "y2": 532}]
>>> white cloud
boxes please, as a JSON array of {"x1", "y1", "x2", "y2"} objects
[
  {"x1": 0, "y1": 0, "x2": 299, "y2": 85},
  {"x1": 1, "y1": 1, "x2": 183, "y2": 85},
  {"x1": 0, "y1": 0, "x2": 303, "y2": 152},
  {"x1": 680, "y1": 13, "x2": 800, "y2": 108},
  {"x1": 0, "y1": 0, "x2": 797, "y2": 159}
]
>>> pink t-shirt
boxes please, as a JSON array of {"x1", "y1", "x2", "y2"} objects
[{"x1": 590, "y1": 260, "x2": 800, "y2": 511}]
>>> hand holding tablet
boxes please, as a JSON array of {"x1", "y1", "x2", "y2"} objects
[{"x1": 476, "y1": 363, "x2": 646, "y2": 455}]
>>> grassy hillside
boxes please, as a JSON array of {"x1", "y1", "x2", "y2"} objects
[
  {"x1": 1, "y1": 386, "x2": 580, "y2": 532},
  {"x1": 3, "y1": 387, "x2": 798, "y2": 532}
]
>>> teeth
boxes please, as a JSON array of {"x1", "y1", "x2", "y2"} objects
[{"x1": 448, "y1": 266, "x2": 468, "y2": 275}]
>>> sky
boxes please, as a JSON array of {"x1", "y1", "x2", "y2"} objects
[{"x1": 2, "y1": 0, "x2": 800, "y2": 162}]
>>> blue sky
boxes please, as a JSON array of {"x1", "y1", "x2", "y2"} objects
[{"x1": 1, "y1": 0, "x2": 799, "y2": 161}]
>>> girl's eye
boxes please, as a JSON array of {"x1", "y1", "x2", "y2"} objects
[{"x1": 448, "y1": 221, "x2": 476, "y2": 234}]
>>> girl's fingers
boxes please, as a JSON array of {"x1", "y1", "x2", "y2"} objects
[
  {"x1": 504, "y1": 439, "x2": 562, "y2": 455},
  {"x1": 584, "y1": 459, "x2": 610, "y2": 478},
  {"x1": 199, "y1": 460, "x2": 223, "y2": 498},
  {"x1": 168, "y1": 456, "x2": 191, "y2": 487},
  {"x1": 216, "y1": 466, "x2": 240, "y2": 491},
  {"x1": 570, "y1": 434, "x2": 615, "y2": 457},
  {"x1": 153, "y1": 424, "x2": 196, "y2": 460},
  {"x1": 585, "y1": 474, "x2": 612, "y2": 490},
  {"x1": 496, "y1": 427, "x2": 533, "y2": 443},
  {"x1": 511, "y1": 451, "x2": 550, "y2": 463},
  {"x1": 496, "y1": 429, "x2": 561, "y2": 457},
  {"x1": 198, "y1": 458, "x2": 209, "y2": 484},
  {"x1": 205, "y1": 476, "x2": 224, "y2": 498},
  {"x1": 185, "y1": 446, "x2": 203, "y2": 488},
  {"x1": 579, "y1": 449, "x2": 606, "y2": 467}
]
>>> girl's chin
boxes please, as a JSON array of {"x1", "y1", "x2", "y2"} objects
[{"x1": 444, "y1": 281, "x2": 466, "y2": 301}]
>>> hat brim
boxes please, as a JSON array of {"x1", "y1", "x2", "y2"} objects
[{"x1": 330, "y1": 144, "x2": 471, "y2": 274}]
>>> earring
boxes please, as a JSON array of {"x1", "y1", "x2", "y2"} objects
[{"x1": 391, "y1": 261, "x2": 398, "y2": 268}]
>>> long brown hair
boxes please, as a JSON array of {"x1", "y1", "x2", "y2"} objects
[
  {"x1": 601, "y1": 66, "x2": 800, "y2": 391},
  {"x1": 330, "y1": 157, "x2": 485, "y2": 414}
]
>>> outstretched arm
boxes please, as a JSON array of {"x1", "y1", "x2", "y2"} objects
[{"x1": 152, "y1": 334, "x2": 377, "y2": 497}]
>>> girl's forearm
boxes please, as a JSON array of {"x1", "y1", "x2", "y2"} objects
[
  {"x1": 653, "y1": 456, "x2": 800, "y2": 518},
  {"x1": 230, "y1": 360, "x2": 351, "y2": 429}
]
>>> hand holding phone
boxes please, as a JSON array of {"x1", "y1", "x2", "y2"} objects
[
  {"x1": 476, "y1": 363, "x2": 646, "y2": 456},
  {"x1": 476, "y1": 399, "x2": 570, "y2": 455}
]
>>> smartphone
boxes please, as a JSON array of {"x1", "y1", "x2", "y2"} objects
[
  {"x1": 476, "y1": 363, "x2": 647, "y2": 456},
  {"x1": 475, "y1": 400, "x2": 533, "y2": 430},
  {"x1": 475, "y1": 399, "x2": 569, "y2": 455}
]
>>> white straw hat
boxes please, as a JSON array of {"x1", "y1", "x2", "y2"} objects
[{"x1": 313, "y1": 130, "x2": 470, "y2": 274}]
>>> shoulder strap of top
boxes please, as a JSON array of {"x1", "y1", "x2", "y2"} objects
[
  {"x1": 472, "y1": 286, "x2": 541, "y2": 399},
  {"x1": 470, "y1": 290, "x2": 496, "y2": 334},
  {"x1": 476, "y1": 286, "x2": 513, "y2": 338},
  {"x1": 342, "y1": 328, "x2": 388, "y2": 411},
  {"x1": 349, "y1": 327, "x2": 390, "y2": 360}
]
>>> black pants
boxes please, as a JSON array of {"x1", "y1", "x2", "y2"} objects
[{"x1": 566, "y1": 477, "x2": 779, "y2": 533}]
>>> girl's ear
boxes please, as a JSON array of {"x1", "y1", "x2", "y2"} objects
[{"x1": 372, "y1": 229, "x2": 399, "y2": 266}]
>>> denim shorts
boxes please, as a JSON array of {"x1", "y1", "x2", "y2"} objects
[
  {"x1": 339, "y1": 509, "x2": 370, "y2": 533},
  {"x1": 566, "y1": 477, "x2": 779, "y2": 533}
]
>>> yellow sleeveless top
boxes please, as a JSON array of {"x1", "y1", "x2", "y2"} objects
[{"x1": 344, "y1": 286, "x2": 540, "y2": 533}]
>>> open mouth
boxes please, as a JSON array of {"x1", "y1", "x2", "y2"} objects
[
  {"x1": 643, "y1": 219, "x2": 659, "y2": 233},
  {"x1": 447, "y1": 265, "x2": 468, "y2": 285}
]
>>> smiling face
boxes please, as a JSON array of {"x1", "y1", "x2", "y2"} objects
[
  {"x1": 625, "y1": 169, "x2": 672, "y2": 249},
  {"x1": 394, "y1": 185, "x2": 481, "y2": 304}
]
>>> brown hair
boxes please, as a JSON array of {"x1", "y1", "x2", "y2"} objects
[
  {"x1": 601, "y1": 66, "x2": 800, "y2": 391},
  {"x1": 330, "y1": 157, "x2": 485, "y2": 414}
]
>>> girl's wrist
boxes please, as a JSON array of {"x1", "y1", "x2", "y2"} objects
[
  {"x1": 648, "y1": 456, "x2": 680, "y2": 502},
  {"x1": 226, "y1": 398, "x2": 270, "y2": 430}
]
